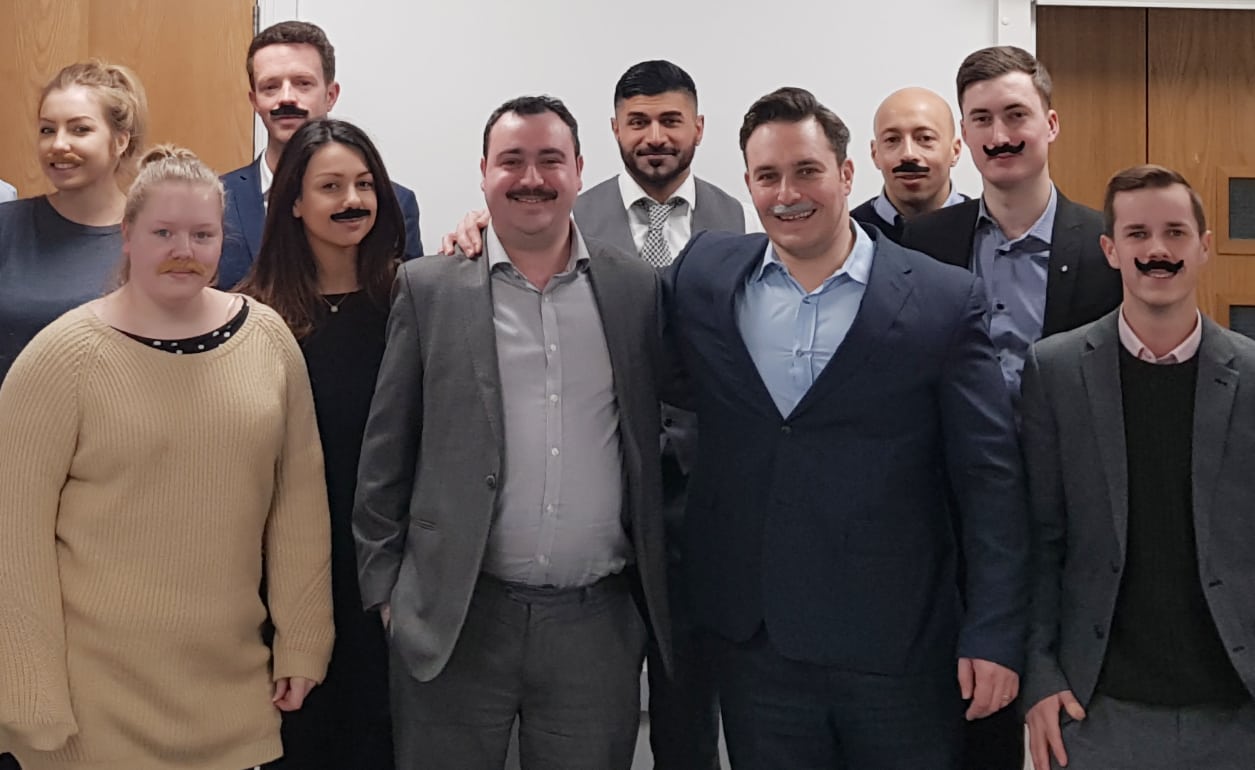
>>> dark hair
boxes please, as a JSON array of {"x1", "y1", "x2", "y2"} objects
[
  {"x1": 1103, "y1": 164, "x2": 1207, "y2": 236},
  {"x1": 613, "y1": 60, "x2": 698, "y2": 108},
  {"x1": 956, "y1": 45, "x2": 1052, "y2": 111},
  {"x1": 246, "y1": 21, "x2": 336, "y2": 88},
  {"x1": 738, "y1": 87, "x2": 850, "y2": 162},
  {"x1": 482, "y1": 95, "x2": 580, "y2": 157},
  {"x1": 236, "y1": 119, "x2": 403, "y2": 338}
]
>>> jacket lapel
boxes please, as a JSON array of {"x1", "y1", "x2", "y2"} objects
[
  {"x1": 1080, "y1": 315, "x2": 1130, "y2": 558},
  {"x1": 1192, "y1": 319, "x2": 1239, "y2": 561},
  {"x1": 234, "y1": 159, "x2": 266, "y2": 257},
  {"x1": 460, "y1": 254, "x2": 505, "y2": 451},
  {"x1": 790, "y1": 232, "x2": 911, "y2": 419},
  {"x1": 1043, "y1": 195, "x2": 1083, "y2": 336},
  {"x1": 714, "y1": 235, "x2": 782, "y2": 418}
]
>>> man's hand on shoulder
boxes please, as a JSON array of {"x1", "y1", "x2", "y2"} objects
[{"x1": 438, "y1": 209, "x2": 490, "y2": 257}]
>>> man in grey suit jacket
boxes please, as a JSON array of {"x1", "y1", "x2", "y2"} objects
[
  {"x1": 1021, "y1": 165, "x2": 1255, "y2": 770},
  {"x1": 354, "y1": 95, "x2": 671, "y2": 770},
  {"x1": 441, "y1": 60, "x2": 753, "y2": 770}
]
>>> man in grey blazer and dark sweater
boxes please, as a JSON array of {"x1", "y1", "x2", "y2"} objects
[
  {"x1": 354, "y1": 95, "x2": 671, "y2": 770},
  {"x1": 441, "y1": 60, "x2": 753, "y2": 770},
  {"x1": 1021, "y1": 165, "x2": 1255, "y2": 770}
]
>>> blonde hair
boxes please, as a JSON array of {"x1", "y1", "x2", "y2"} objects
[
  {"x1": 41, "y1": 60, "x2": 148, "y2": 172},
  {"x1": 117, "y1": 145, "x2": 226, "y2": 284}
]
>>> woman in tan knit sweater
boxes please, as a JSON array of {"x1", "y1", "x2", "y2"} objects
[{"x1": 0, "y1": 146, "x2": 334, "y2": 770}]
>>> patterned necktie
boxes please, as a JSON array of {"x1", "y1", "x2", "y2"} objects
[{"x1": 637, "y1": 197, "x2": 681, "y2": 268}]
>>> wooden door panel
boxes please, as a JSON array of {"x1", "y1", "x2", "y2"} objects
[
  {"x1": 1148, "y1": 8, "x2": 1255, "y2": 321},
  {"x1": 1037, "y1": 6, "x2": 1148, "y2": 211}
]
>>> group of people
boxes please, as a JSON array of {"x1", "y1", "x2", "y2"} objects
[{"x1": 0, "y1": 16, "x2": 1250, "y2": 770}]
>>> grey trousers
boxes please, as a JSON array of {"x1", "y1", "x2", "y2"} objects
[
  {"x1": 390, "y1": 573, "x2": 647, "y2": 770},
  {"x1": 1055, "y1": 694, "x2": 1255, "y2": 770}
]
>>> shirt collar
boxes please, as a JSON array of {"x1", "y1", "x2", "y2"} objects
[
  {"x1": 871, "y1": 184, "x2": 966, "y2": 226},
  {"x1": 618, "y1": 171, "x2": 696, "y2": 213},
  {"x1": 752, "y1": 221, "x2": 875, "y2": 288},
  {"x1": 257, "y1": 153, "x2": 274, "y2": 199},
  {"x1": 977, "y1": 184, "x2": 1058, "y2": 248},
  {"x1": 485, "y1": 219, "x2": 590, "y2": 275},
  {"x1": 1118, "y1": 307, "x2": 1203, "y2": 364}
]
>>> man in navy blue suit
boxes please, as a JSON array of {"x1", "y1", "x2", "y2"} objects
[
  {"x1": 665, "y1": 87, "x2": 1029, "y2": 768},
  {"x1": 218, "y1": 21, "x2": 423, "y2": 288}
]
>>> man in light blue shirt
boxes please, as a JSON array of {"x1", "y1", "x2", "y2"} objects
[
  {"x1": 0, "y1": 180, "x2": 15, "y2": 203},
  {"x1": 736, "y1": 225, "x2": 874, "y2": 416}
]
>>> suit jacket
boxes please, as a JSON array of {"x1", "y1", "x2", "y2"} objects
[
  {"x1": 1019, "y1": 312, "x2": 1255, "y2": 708},
  {"x1": 900, "y1": 192, "x2": 1122, "y2": 337},
  {"x1": 218, "y1": 157, "x2": 424, "y2": 289},
  {"x1": 666, "y1": 226, "x2": 1029, "y2": 674},
  {"x1": 353, "y1": 237, "x2": 672, "y2": 682},
  {"x1": 575, "y1": 174, "x2": 748, "y2": 561}
]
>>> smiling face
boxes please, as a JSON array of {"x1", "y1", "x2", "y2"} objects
[
  {"x1": 248, "y1": 43, "x2": 340, "y2": 149},
  {"x1": 870, "y1": 88, "x2": 961, "y2": 215},
  {"x1": 292, "y1": 141, "x2": 378, "y2": 253},
  {"x1": 38, "y1": 86, "x2": 129, "y2": 192},
  {"x1": 1101, "y1": 183, "x2": 1211, "y2": 315},
  {"x1": 744, "y1": 117, "x2": 853, "y2": 262},
  {"x1": 481, "y1": 110, "x2": 583, "y2": 244},
  {"x1": 123, "y1": 181, "x2": 223, "y2": 303},
  {"x1": 612, "y1": 90, "x2": 704, "y2": 198},
  {"x1": 960, "y1": 71, "x2": 1057, "y2": 191}
]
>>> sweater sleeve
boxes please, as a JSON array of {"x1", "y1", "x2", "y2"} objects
[
  {"x1": 260, "y1": 315, "x2": 335, "y2": 683},
  {"x1": 0, "y1": 320, "x2": 89, "y2": 750}
]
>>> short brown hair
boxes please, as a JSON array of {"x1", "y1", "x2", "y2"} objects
[
  {"x1": 739, "y1": 87, "x2": 850, "y2": 163},
  {"x1": 246, "y1": 21, "x2": 336, "y2": 88},
  {"x1": 1103, "y1": 164, "x2": 1207, "y2": 236},
  {"x1": 956, "y1": 46, "x2": 1052, "y2": 112}
]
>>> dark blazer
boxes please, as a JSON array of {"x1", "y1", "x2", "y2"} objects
[
  {"x1": 1019, "y1": 313, "x2": 1255, "y2": 708},
  {"x1": 666, "y1": 226, "x2": 1029, "y2": 674},
  {"x1": 900, "y1": 192, "x2": 1122, "y2": 337},
  {"x1": 218, "y1": 157, "x2": 424, "y2": 289},
  {"x1": 353, "y1": 238, "x2": 672, "y2": 682}
]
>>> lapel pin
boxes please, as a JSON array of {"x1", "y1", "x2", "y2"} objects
[{"x1": 1060, "y1": 265, "x2": 1069, "y2": 273}]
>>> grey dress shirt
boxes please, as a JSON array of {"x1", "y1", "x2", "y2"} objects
[{"x1": 481, "y1": 223, "x2": 630, "y2": 588}]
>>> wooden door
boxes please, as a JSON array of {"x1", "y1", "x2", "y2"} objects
[
  {"x1": 1039, "y1": 6, "x2": 1255, "y2": 323},
  {"x1": 0, "y1": 0, "x2": 254, "y2": 198}
]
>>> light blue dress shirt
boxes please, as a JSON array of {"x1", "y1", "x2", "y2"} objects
[
  {"x1": 972, "y1": 186, "x2": 1057, "y2": 398},
  {"x1": 872, "y1": 185, "x2": 968, "y2": 227},
  {"x1": 736, "y1": 224, "x2": 875, "y2": 418},
  {"x1": 0, "y1": 180, "x2": 15, "y2": 204}
]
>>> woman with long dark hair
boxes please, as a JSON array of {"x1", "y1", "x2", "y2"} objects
[{"x1": 238, "y1": 118, "x2": 404, "y2": 770}]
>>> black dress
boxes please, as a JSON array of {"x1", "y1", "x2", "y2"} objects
[{"x1": 268, "y1": 291, "x2": 394, "y2": 770}]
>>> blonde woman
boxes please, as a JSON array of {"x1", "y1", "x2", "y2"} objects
[
  {"x1": 0, "y1": 60, "x2": 146, "y2": 384},
  {"x1": 0, "y1": 146, "x2": 333, "y2": 770}
]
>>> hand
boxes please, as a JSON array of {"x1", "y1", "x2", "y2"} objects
[
  {"x1": 272, "y1": 676, "x2": 317, "y2": 711},
  {"x1": 380, "y1": 603, "x2": 392, "y2": 630},
  {"x1": 958, "y1": 657, "x2": 1020, "y2": 720},
  {"x1": 438, "y1": 209, "x2": 491, "y2": 256},
  {"x1": 1026, "y1": 690, "x2": 1086, "y2": 770}
]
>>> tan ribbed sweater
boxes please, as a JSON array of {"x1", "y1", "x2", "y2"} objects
[{"x1": 0, "y1": 301, "x2": 334, "y2": 770}]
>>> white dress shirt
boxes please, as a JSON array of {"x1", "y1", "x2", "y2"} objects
[{"x1": 617, "y1": 172, "x2": 761, "y2": 257}]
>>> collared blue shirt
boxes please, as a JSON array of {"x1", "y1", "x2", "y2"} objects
[
  {"x1": 972, "y1": 186, "x2": 1057, "y2": 399},
  {"x1": 872, "y1": 185, "x2": 968, "y2": 228},
  {"x1": 736, "y1": 223, "x2": 875, "y2": 418}
]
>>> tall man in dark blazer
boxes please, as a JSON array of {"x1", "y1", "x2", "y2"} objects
[
  {"x1": 666, "y1": 86, "x2": 1028, "y2": 769},
  {"x1": 353, "y1": 96, "x2": 670, "y2": 770},
  {"x1": 902, "y1": 47, "x2": 1123, "y2": 769},
  {"x1": 1021, "y1": 165, "x2": 1255, "y2": 770},
  {"x1": 219, "y1": 21, "x2": 423, "y2": 288},
  {"x1": 850, "y1": 87, "x2": 967, "y2": 244}
]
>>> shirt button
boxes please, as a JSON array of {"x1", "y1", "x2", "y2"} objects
[
  {"x1": 485, "y1": 474, "x2": 497, "y2": 489},
  {"x1": 545, "y1": 504, "x2": 555, "y2": 514},
  {"x1": 794, "y1": 350, "x2": 804, "y2": 358},
  {"x1": 549, "y1": 394, "x2": 559, "y2": 404},
  {"x1": 550, "y1": 447, "x2": 560, "y2": 456},
  {"x1": 548, "y1": 344, "x2": 557, "y2": 352},
  {"x1": 780, "y1": 425, "x2": 792, "y2": 435},
  {"x1": 537, "y1": 554, "x2": 549, "y2": 566},
  {"x1": 996, "y1": 302, "x2": 1006, "y2": 311}
]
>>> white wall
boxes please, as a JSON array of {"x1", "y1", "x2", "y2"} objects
[{"x1": 268, "y1": 0, "x2": 1006, "y2": 247}]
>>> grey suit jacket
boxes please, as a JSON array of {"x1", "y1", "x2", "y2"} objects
[
  {"x1": 1020, "y1": 311, "x2": 1255, "y2": 709},
  {"x1": 353, "y1": 237, "x2": 673, "y2": 682}
]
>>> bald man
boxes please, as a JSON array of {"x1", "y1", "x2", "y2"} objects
[{"x1": 850, "y1": 87, "x2": 967, "y2": 244}]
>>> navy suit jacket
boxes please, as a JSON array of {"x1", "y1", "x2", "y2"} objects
[
  {"x1": 218, "y1": 157, "x2": 424, "y2": 288},
  {"x1": 665, "y1": 226, "x2": 1029, "y2": 675}
]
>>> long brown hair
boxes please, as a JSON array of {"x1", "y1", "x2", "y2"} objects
[{"x1": 236, "y1": 119, "x2": 403, "y2": 338}]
